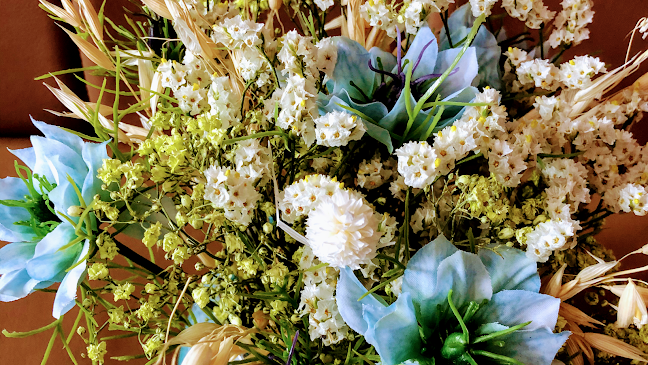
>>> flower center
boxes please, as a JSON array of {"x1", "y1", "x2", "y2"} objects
[
  {"x1": 354, "y1": 26, "x2": 458, "y2": 110},
  {"x1": 441, "y1": 332, "x2": 468, "y2": 360}
]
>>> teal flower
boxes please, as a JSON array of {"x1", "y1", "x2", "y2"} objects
[
  {"x1": 336, "y1": 235, "x2": 569, "y2": 365},
  {"x1": 319, "y1": 8, "x2": 498, "y2": 152},
  {"x1": 0, "y1": 119, "x2": 108, "y2": 318},
  {"x1": 439, "y1": 3, "x2": 502, "y2": 91}
]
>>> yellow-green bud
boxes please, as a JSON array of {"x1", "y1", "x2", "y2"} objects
[
  {"x1": 67, "y1": 206, "x2": 84, "y2": 217},
  {"x1": 143, "y1": 222, "x2": 162, "y2": 248},
  {"x1": 192, "y1": 287, "x2": 210, "y2": 308},
  {"x1": 162, "y1": 232, "x2": 182, "y2": 252},
  {"x1": 87, "y1": 342, "x2": 107, "y2": 363},
  {"x1": 88, "y1": 263, "x2": 109, "y2": 280},
  {"x1": 145, "y1": 283, "x2": 158, "y2": 294},
  {"x1": 498, "y1": 227, "x2": 515, "y2": 240},
  {"x1": 262, "y1": 222, "x2": 274, "y2": 234}
]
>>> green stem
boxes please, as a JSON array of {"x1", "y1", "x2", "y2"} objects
[
  {"x1": 56, "y1": 322, "x2": 79, "y2": 365},
  {"x1": 472, "y1": 321, "x2": 531, "y2": 344},
  {"x1": 470, "y1": 349, "x2": 525, "y2": 364},
  {"x1": 447, "y1": 289, "x2": 469, "y2": 342},
  {"x1": 221, "y1": 130, "x2": 289, "y2": 146},
  {"x1": 2, "y1": 319, "x2": 60, "y2": 338},
  {"x1": 40, "y1": 327, "x2": 59, "y2": 365}
]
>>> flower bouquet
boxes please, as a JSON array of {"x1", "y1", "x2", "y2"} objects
[{"x1": 3, "y1": 0, "x2": 648, "y2": 364}]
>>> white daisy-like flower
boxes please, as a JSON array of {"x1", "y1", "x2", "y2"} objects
[
  {"x1": 305, "y1": 189, "x2": 380, "y2": 269},
  {"x1": 395, "y1": 141, "x2": 438, "y2": 188}
]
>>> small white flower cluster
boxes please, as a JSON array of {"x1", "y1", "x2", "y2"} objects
[
  {"x1": 549, "y1": 0, "x2": 595, "y2": 48},
  {"x1": 298, "y1": 246, "x2": 348, "y2": 346},
  {"x1": 501, "y1": 0, "x2": 555, "y2": 29},
  {"x1": 469, "y1": 0, "x2": 498, "y2": 17},
  {"x1": 395, "y1": 88, "x2": 509, "y2": 188},
  {"x1": 314, "y1": 111, "x2": 366, "y2": 147},
  {"x1": 279, "y1": 174, "x2": 344, "y2": 223},
  {"x1": 314, "y1": 0, "x2": 334, "y2": 11},
  {"x1": 525, "y1": 218, "x2": 579, "y2": 262},
  {"x1": 357, "y1": 155, "x2": 397, "y2": 190},
  {"x1": 361, "y1": 0, "x2": 453, "y2": 37},
  {"x1": 361, "y1": 0, "x2": 398, "y2": 37},
  {"x1": 558, "y1": 56, "x2": 606, "y2": 90},
  {"x1": 395, "y1": 140, "x2": 438, "y2": 189},
  {"x1": 525, "y1": 158, "x2": 589, "y2": 262},
  {"x1": 516, "y1": 58, "x2": 559, "y2": 90},
  {"x1": 212, "y1": 15, "x2": 263, "y2": 50},
  {"x1": 268, "y1": 33, "x2": 337, "y2": 146},
  {"x1": 402, "y1": 0, "x2": 454, "y2": 35},
  {"x1": 203, "y1": 141, "x2": 270, "y2": 226},
  {"x1": 605, "y1": 184, "x2": 648, "y2": 216},
  {"x1": 411, "y1": 200, "x2": 437, "y2": 236},
  {"x1": 159, "y1": 52, "x2": 211, "y2": 115},
  {"x1": 203, "y1": 165, "x2": 262, "y2": 226},
  {"x1": 207, "y1": 75, "x2": 241, "y2": 129},
  {"x1": 542, "y1": 158, "x2": 591, "y2": 211},
  {"x1": 505, "y1": 48, "x2": 606, "y2": 93}
]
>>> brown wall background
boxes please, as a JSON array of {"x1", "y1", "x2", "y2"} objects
[{"x1": 1, "y1": 0, "x2": 648, "y2": 364}]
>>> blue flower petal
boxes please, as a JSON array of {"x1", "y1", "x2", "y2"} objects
[
  {"x1": 369, "y1": 47, "x2": 397, "y2": 74},
  {"x1": 416, "y1": 250, "x2": 492, "y2": 331},
  {"x1": 439, "y1": 3, "x2": 501, "y2": 89},
  {"x1": 27, "y1": 223, "x2": 81, "y2": 281},
  {"x1": 395, "y1": 24, "x2": 439, "y2": 80},
  {"x1": 80, "y1": 141, "x2": 109, "y2": 204},
  {"x1": 431, "y1": 86, "x2": 479, "y2": 132},
  {"x1": 476, "y1": 322, "x2": 509, "y2": 336},
  {"x1": 30, "y1": 135, "x2": 86, "y2": 186},
  {"x1": 52, "y1": 240, "x2": 89, "y2": 318},
  {"x1": 363, "y1": 292, "x2": 422, "y2": 365},
  {"x1": 336, "y1": 267, "x2": 387, "y2": 336},
  {"x1": 9, "y1": 147, "x2": 37, "y2": 173},
  {"x1": 330, "y1": 38, "x2": 379, "y2": 102},
  {"x1": 401, "y1": 235, "x2": 458, "y2": 313},
  {"x1": 480, "y1": 328, "x2": 570, "y2": 365},
  {"x1": 0, "y1": 242, "x2": 37, "y2": 274},
  {"x1": 0, "y1": 177, "x2": 35, "y2": 242},
  {"x1": 321, "y1": 89, "x2": 389, "y2": 123},
  {"x1": 478, "y1": 246, "x2": 540, "y2": 293},
  {"x1": 432, "y1": 47, "x2": 479, "y2": 100},
  {"x1": 32, "y1": 118, "x2": 85, "y2": 153},
  {"x1": 0, "y1": 269, "x2": 41, "y2": 302},
  {"x1": 472, "y1": 290, "x2": 561, "y2": 331}
]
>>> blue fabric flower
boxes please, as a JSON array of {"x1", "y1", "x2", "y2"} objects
[
  {"x1": 337, "y1": 235, "x2": 569, "y2": 365},
  {"x1": 439, "y1": 3, "x2": 502, "y2": 90},
  {"x1": 0, "y1": 119, "x2": 108, "y2": 318},
  {"x1": 319, "y1": 21, "x2": 497, "y2": 151}
]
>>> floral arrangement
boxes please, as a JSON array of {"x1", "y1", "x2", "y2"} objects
[{"x1": 3, "y1": 0, "x2": 648, "y2": 364}]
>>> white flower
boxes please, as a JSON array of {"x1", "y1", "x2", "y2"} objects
[
  {"x1": 558, "y1": 56, "x2": 606, "y2": 89},
  {"x1": 314, "y1": 0, "x2": 334, "y2": 11},
  {"x1": 305, "y1": 189, "x2": 380, "y2": 269},
  {"x1": 314, "y1": 111, "x2": 366, "y2": 147},
  {"x1": 357, "y1": 156, "x2": 394, "y2": 190},
  {"x1": 395, "y1": 141, "x2": 438, "y2": 189},
  {"x1": 469, "y1": 0, "x2": 498, "y2": 17},
  {"x1": 212, "y1": 15, "x2": 263, "y2": 49}
]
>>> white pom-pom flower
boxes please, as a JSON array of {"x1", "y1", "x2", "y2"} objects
[{"x1": 305, "y1": 189, "x2": 380, "y2": 269}]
